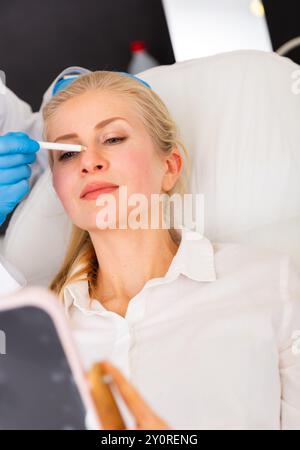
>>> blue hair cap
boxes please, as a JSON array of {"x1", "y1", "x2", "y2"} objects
[
  {"x1": 52, "y1": 71, "x2": 82, "y2": 96},
  {"x1": 118, "y1": 72, "x2": 152, "y2": 89},
  {"x1": 52, "y1": 70, "x2": 152, "y2": 97},
  {"x1": 52, "y1": 76, "x2": 79, "y2": 96}
]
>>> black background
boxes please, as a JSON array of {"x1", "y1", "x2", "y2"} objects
[
  {"x1": 263, "y1": 0, "x2": 300, "y2": 65},
  {"x1": 0, "y1": 1, "x2": 299, "y2": 111},
  {"x1": 0, "y1": 0, "x2": 175, "y2": 111}
]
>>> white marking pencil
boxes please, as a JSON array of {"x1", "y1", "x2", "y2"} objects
[{"x1": 37, "y1": 141, "x2": 86, "y2": 152}]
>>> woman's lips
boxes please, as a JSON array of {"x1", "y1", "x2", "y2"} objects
[{"x1": 81, "y1": 186, "x2": 119, "y2": 200}]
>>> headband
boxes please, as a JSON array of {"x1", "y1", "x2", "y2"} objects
[{"x1": 52, "y1": 70, "x2": 151, "y2": 96}]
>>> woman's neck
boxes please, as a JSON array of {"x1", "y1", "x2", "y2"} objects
[{"x1": 90, "y1": 228, "x2": 179, "y2": 317}]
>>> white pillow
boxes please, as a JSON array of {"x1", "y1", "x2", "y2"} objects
[
  {"x1": 4, "y1": 168, "x2": 72, "y2": 285},
  {"x1": 140, "y1": 49, "x2": 300, "y2": 268},
  {"x1": 3, "y1": 49, "x2": 300, "y2": 285}
]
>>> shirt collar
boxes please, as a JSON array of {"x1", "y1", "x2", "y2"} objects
[
  {"x1": 166, "y1": 227, "x2": 217, "y2": 282},
  {"x1": 63, "y1": 227, "x2": 217, "y2": 316},
  {"x1": 63, "y1": 278, "x2": 91, "y2": 318}
]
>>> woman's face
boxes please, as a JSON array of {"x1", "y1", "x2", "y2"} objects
[{"x1": 47, "y1": 90, "x2": 180, "y2": 231}]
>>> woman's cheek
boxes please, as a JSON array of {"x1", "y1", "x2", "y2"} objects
[
  {"x1": 52, "y1": 169, "x2": 74, "y2": 210},
  {"x1": 116, "y1": 151, "x2": 158, "y2": 194}
]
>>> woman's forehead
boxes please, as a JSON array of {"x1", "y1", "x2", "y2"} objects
[
  {"x1": 58, "y1": 90, "x2": 135, "y2": 115},
  {"x1": 50, "y1": 91, "x2": 141, "y2": 126}
]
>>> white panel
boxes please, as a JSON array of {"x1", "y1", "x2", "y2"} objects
[{"x1": 162, "y1": 0, "x2": 272, "y2": 61}]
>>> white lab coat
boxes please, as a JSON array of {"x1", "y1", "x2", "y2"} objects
[{"x1": 0, "y1": 66, "x2": 90, "y2": 183}]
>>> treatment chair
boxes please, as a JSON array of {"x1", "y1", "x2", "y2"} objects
[{"x1": 3, "y1": 49, "x2": 300, "y2": 286}]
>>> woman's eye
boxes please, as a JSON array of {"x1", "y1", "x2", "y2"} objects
[
  {"x1": 104, "y1": 137, "x2": 126, "y2": 145},
  {"x1": 58, "y1": 151, "x2": 78, "y2": 161},
  {"x1": 57, "y1": 137, "x2": 126, "y2": 161}
]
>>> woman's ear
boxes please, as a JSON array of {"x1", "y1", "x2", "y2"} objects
[{"x1": 161, "y1": 146, "x2": 183, "y2": 192}]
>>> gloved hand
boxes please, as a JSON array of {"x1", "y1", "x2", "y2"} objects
[{"x1": 0, "y1": 132, "x2": 39, "y2": 225}]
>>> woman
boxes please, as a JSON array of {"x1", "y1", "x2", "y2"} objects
[{"x1": 42, "y1": 71, "x2": 300, "y2": 430}]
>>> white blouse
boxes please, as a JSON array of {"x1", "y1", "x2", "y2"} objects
[{"x1": 63, "y1": 227, "x2": 300, "y2": 430}]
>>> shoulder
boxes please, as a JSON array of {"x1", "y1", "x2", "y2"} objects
[
  {"x1": 211, "y1": 241, "x2": 300, "y2": 305},
  {"x1": 212, "y1": 242, "x2": 289, "y2": 273}
]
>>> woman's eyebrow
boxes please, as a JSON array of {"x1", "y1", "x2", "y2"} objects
[
  {"x1": 54, "y1": 133, "x2": 78, "y2": 143},
  {"x1": 53, "y1": 117, "x2": 128, "y2": 143},
  {"x1": 94, "y1": 116, "x2": 128, "y2": 130}
]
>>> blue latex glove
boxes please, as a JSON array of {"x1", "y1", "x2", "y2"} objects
[{"x1": 0, "y1": 132, "x2": 39, "y2": 225}]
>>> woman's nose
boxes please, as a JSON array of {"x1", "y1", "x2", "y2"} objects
[{"x1": 80, "y1": 146, "x2": 108, "y2": 174}]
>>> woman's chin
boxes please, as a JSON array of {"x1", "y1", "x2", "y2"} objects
[{"x1": 76, "y1": 215, "x2": 120, "y2": 232}]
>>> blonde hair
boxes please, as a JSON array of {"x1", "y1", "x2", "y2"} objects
[{"x1": 43, "y1": 71, "x2": 190, "y2": 301}]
